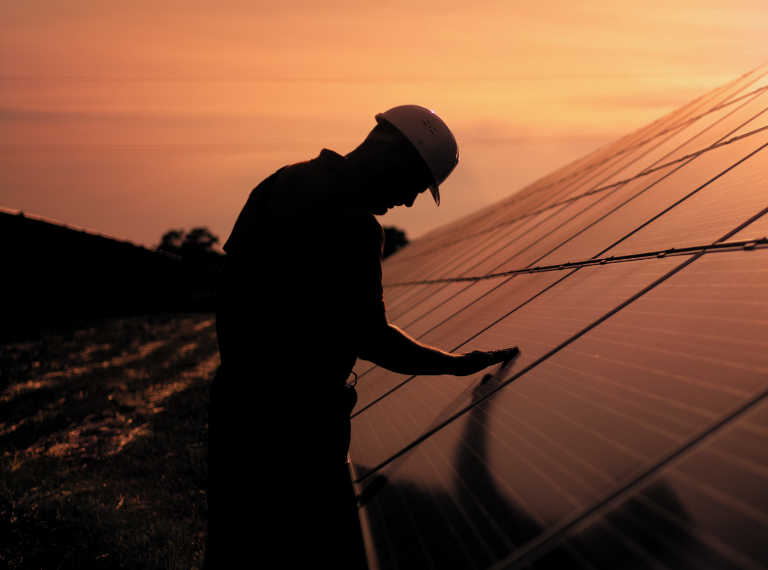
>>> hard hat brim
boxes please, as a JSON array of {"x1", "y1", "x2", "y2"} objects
[{"x1": 429, "y1": 184, "x2": 440, "y2": 207}]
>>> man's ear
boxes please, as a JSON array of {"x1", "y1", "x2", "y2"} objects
[{"x1": 382, "y1": 142, "x2": 403, "y2": 171}]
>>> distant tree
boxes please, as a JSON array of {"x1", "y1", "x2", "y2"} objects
[
  {"x1": 157, "y1": 227, "x2": 220, "y2": 258},
  {"x1": 180, "y1": 227, "x2": 220, "y2": 257},
  {"x1": 383, "y1": 226, "x2": 409, "y2": 259},
  {"x1": 155, "y1": 227, "x2": 225, "y2": 310},
  {"x1": 157, "y1": 229, "x2": 185, "y2": 256}
]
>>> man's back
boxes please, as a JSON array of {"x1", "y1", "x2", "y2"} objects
[
  {"x1": 216, "y1": 150, "x2": 387, "y2": 386},
  {"x1": 206, "y1": 152, "x2": 383, "y2": 569}
]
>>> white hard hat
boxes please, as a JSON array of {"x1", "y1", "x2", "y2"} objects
[{"x1": 375, "y1": 105, "x2": 459, "y2": 206}]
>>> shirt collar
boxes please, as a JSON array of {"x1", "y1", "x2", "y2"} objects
[{"x1": 312, "y1": 149, "x2": 365, "y2": 186}]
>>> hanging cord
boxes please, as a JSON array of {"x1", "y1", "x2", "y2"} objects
[{"x1": 346, "y1": 371, "x2": 359, "y2": 388}]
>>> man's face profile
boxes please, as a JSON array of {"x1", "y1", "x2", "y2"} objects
[{"x1": 367, "y1": 145, "x2": 434, "y2": 216}]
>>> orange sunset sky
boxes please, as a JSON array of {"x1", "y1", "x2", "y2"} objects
[{"x1": 1, "y1": 0, "x2": 766, "y2": 248}]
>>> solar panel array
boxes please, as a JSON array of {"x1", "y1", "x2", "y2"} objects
[{"x1": 348, "y1": 64, "x2": 768, "y2": 570}]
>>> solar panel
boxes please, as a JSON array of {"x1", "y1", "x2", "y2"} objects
[
  {"x1": 351, "y1": 256, "x2": 690, "y2": 479},
  {"x1": 348, "y1": 65, "x2": 768, "y2": 570}
]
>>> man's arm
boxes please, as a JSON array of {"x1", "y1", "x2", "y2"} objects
[{"x1": 358, "y1": 323, "x2": 519, "y2": 377}]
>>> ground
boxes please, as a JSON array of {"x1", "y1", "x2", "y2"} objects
[{"x1": 0, "y1": 313, "x2": 217, "y2": 569}]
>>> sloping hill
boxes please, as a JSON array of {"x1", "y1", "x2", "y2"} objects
[{"x1": 1, "y1": 209, "x2": 183, "y2": 337}]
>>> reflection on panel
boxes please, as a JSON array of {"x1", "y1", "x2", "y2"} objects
[
  {"x1": 522, "y1": 394, "x2": 768, "y2": 570},
  {"x1": 606, "y1": 131, "x2": 768, "y2": 256},
  {"x1": 351, "y1": 257, "x2": 686, "y2": 479},
  {"x1": 354, "y1": 248, "x2": 768, "y2": 570}
]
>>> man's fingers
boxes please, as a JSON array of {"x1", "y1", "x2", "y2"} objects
[
  {"x1": 495, "y1": 346, "x2": 519, "y2": 367},
  {"x1": 455, "y1": 347, "x2": 520, "y2": 376}
]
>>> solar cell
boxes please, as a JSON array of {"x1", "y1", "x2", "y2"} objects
[
  {"x1": 351, "y1": 256, "x2": 687, "y2": 479},
  {"x1": 353, "y1": 247, "x2": 768, "y2": 570}
]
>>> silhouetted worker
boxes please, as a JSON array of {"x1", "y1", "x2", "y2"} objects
[{"x1": 206, "y1": 106, "x2": 519, "y2": 569}]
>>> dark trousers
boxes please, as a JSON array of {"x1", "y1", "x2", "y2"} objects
[{"x1": 204, "y1": 366, "x2": 365, "y2": 569}]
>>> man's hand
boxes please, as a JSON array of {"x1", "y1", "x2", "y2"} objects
[{"x1": 451, "y1": 347, "x2": 520, "y2": 376}]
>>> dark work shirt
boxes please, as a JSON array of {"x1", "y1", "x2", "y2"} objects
[{"x1": 216, "y1": 149, "x2": 387, "y2": 391}]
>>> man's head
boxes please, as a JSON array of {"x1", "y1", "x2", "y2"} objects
[{"x1": 346, "y1": 105, "x2": 459, "y2": 216}]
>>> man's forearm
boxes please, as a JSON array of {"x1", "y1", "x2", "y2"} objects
[{"x1": 358, "y1": 324, "x2": 458, "y2": 375}]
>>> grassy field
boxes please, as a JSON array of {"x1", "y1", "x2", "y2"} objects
[{"x1": 0, "y1": 313, "x2": 218, "y2": 569}]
